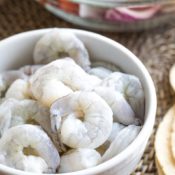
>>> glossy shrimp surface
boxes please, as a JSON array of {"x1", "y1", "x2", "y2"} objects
[
  {"x1": 0, "y1": 70, "x2": 28, "y2": 97},
  {"x1": 59, "y1": 148, "x2": 101, "y2": 173},
  {"x1": 89, "y1": 60, "x2": 120, "y2": 79},
  {"x1": 101, "y1": 72, "x2": 145, "y2": 122},
  {"x1": 0, "y1": 98, "x2": 64, "y2": 152},
  {"x1": 34, "y1": 29, "x2": 90, "y2": 70},
  {"x1": 101, "y1": 125, "x2": 141, "y2": 162},
  {"x1": 93, "y1": 86, "x2": 138, "y2": 125},
  {"x1": 29, "y1": 58, "x2": 101, "y2": 107},
  {"x1": 0, "y1": 124, "x2": 60, "y2": 173},
  {"x1": 50, "y1": 91, "x2": 113, "y2": 149},
  {"x1": 5, "y1": 79, "x2": 31, "y2": 100}
]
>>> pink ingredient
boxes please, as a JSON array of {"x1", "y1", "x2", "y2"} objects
[
  {"x1": 105, "y1": 5, "x2": 161, "y2": 22},
  {"x1": 105, "y1": 9, "x2": 136, "y2": 22}
]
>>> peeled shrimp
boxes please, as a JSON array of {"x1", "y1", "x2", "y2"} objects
[
  {"x1": 0, "y1": 98, "x2": 64, "y2": 152},
  {"x1": 0, "y1": 124, "x2": 60, "y2": 173},
  {"x1": 29, "y1": 58, "x2": 101, "y2": 107},
  {"x1": 0, "y1": 70, "x2": 28, "y2": 97},
  {"x1": 101, "y1": 72, "x2": 145, "y2": 121},
  {"x1": 88, "y1": 67, "x2": 112, "y2": 79},
  {"x1": 93, "y1": 87, "x2": 138, "y2": 125},
  {"x1": 107, "y1": 123, "x2": 125, "y2": 143},
  {"x1": 92, "y1": 60, "x2": 120, "y2": 72},
  {"x1": 0, "y1": 98, "x2": 48, "y2": 136},
  {"x1": 88, "y1": 61, "x2": 120, "y2": 79},
  {"x1": 34, "y1": 29, "x2": 90, "y2": 70},
  {"x1": 97, "y1": 122, "x2": 124, "y2": 155},
  {"x1": 50, "y1": 91, "x2": 113, "y2": 149},
  {"x1": 5, "y1": 79, "x2": 31, "y2": 100},
  {"x1": 101, "y1": 125, "x2": 141, "y2": 162},
  {"x1": 20, "y1": 65, "x2": 43, "y2": 76},
  {"x1": 59, "y1": 148, "x2": 101, "y2": 173}
]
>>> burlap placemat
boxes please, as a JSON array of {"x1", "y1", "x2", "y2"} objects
[{"x1": 1, "y1": 0, "x2": 175, "y2": 174}]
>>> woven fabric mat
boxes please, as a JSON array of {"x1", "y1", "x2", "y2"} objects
[{"x1": 1, "y1": 0, "x2": 175, "y2": 174}]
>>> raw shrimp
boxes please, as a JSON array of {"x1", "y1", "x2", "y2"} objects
[
  {"x1": 101, "y1": 72, "x2": 145, "y2": 121},
  {"x1": 59, "y1": 148, "x2": 101, "y2": 173},
  {"x1": 33, "y1": 29, "x2": 90, "y2": 70},
  {"x1": 101, "y1": 125, "x2": 141, "y2": 162},
  {"x1": 20, "y1": 65, "x2": 43, "y2": 76},
  {"x1": 88, "y1": 67, "x2": 112, "y2": 79},
  {"x1": 0, "y1": 70, "x2": 28, "y2": 97},
  {"x1": 97, "y1": 122, "x2": 124, "y2": 155},
  {"x1": 92, "y1": 60, "x2": 120, "y2": 72},
  {"x1": 0, "y1": 98, "x2": 49, "y2": 136},
  {"x1": 5, "y1": 79, "x2": 31, "y2": 100},
  {"x1": 29, "y1": 58, "x2": 101, "y2": 107},
  {"x1": 0, "y1": 124, "x2": 60, "y2": 173},
  {"x1": 106, "y1": 123, "x2": 125, "y2": 144},
  {"x1": 88, "y1": 60, "x2": 120, "y2": 79},
  {"x1": 0, "y1": 98, "x2": 64, "y2": 152},
  {"x1": 50, "y1": 91, "x2": 113, "y2": 149},
  {"x1": 93, "y1": 87, "x2": 138, "y2": 125}
]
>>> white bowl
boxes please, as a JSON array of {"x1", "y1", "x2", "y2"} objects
[{"x1": 0, "y1": 29, "x2": 157, "y2": 175}]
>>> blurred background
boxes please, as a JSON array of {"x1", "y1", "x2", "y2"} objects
[
  {"x1": 37, "y1": 0, "x2": 175, "y2": 32},
  {"x1": 0, "y1": 0, "x2": 175, "y2": 174}
]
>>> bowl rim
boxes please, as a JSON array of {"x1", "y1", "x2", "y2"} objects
[
  {"x1": 0, "y1": 28, "x2": 157, "y2": 175},
  {"x1": 70, "y1": 0, "x2": 174, "y2": 8}
]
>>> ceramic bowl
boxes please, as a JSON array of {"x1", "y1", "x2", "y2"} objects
[{"x1": 0, "y1": 28, "x2": 157, "y2": 175}]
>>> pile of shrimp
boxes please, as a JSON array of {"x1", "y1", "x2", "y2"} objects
[{"x1": 0, "y1": 29, "x2": 144, "y2": 174}]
